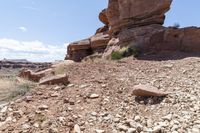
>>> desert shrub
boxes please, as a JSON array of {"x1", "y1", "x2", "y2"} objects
[
  {"x1": 172, "y1": 23, "x2": 180, "y2": 28},
  {"x1": 0, "y1": 77, "x2": 35, "y2": 101},
  {"x1": 9, "y1": 82, "x2": 33, "y2": 99},
  {"x1": 111, "y1": 50, "x2": 124, "y2": 60},
  {"x1": 53, "y1": 60, "x2": 74, "y2": 75},
  {"x1": 111, "y1": 45, "x2": 140, "y2": 60}
]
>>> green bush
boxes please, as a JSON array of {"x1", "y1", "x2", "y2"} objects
[
  {"x1": 111, "y1": 46, "x2": 140, "y2": 60},
  {"x1": 111, "y1": 50, "x2": 124, "y2": 60}
]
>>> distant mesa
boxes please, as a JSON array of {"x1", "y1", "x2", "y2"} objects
[
  {"x1": 0, "y1": 58, "x2": 51, "y2": 69},
  {"x1": 66, "y1": 0, "x2": 200, "y2": 62}
]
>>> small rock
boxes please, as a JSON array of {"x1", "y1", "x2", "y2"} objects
[
  {"x1": 5, "y1": 117, "x2": 12, "y2": 122},
  {"x1": 162, "y1": 114, "x2": 172, "y2": 121},
  {"x1": 53, "y1": 86, "x2": 61, "y2": 91},
  {"x1": 58, "y1": 117, "x2": 65, "y2": 123},
  {"x1": 74, "y1": 124, "x2": 81, "y2": 133},
  {"x1": 101, "y1": 84, "x2": 107, "y2": 88},
  {"x1": 158, "y1": 122, "x2": 168, "y2": 127},
  {"x1": 163, "y1": 64, "x2": 174, "y2": 68},
  {"x1": 25, "y1": 96, "x2": 33, "y2": 102},
  {"x1": 152, "y1": 125, "x2": 162, "y2": 133},
  {"x1": 89, "y1": 94, "x2": 99, "y2": 99},
  {"x1": 134, "y1": 115, "x2": 141, "y2": 122},
  {"x1": 113, "y1": 118, "x2": 120, "y2": 123},
  {"x1": 146, "y1": 119, "x2": 153, "y2": 127},
  {"x1": 95, "y1": 129, "x2": 105, "y2": 133},
  {"x1": 13, "y1": 110, "x2": 24, "y2": 119},
  {"x1": 80, "y1": 84, "x2": 89, "y2": 89},
  {"x1": 171, "y1": 124, "x2": 179, "y2": 131},
  {"x1": 67, "y1": 107, "x2": 73, "y2": 111},
  {"x1": 63, "y1": 98, "x2": 75, "y2": 105},
  {"x1": 91, "y1": 112, "x2": 98, "y2": 116},
  {"x1": 67, "y1": 84, "x2": 74, "y2": 87},
  {"x1": 38, "y1": 105, "x2": 49, "y2": 110},
  {"x1": 191, "y1": 128, "x2": 200, "y2": 133},
  {"x1": 22, "y1": 123, "x2": 30, "y2": 129},
  {"x1": 132, "y1": 84, "x2": 168, "y2": 97},
  {"x1": 50, "y1": 92, "x2": 59, "y2": 97},
  {"x1": 118, "y1": 125, "x2": 128, "y2": 131},
  {"x1": 136, "y1": 123, "x2": 143, "y2": 132},
  {"x1": 1, "y1": 106, "x2": 7, "y2": 113},
  {"x1": 33, "y1": 123, "x2": 39, "y2": 128},
  {"x1": 49, "y1": 127, "x2": 58, "y2": 133},
  {"x1": 127, "y1": 128, "x2": 137, "y2": 133}
]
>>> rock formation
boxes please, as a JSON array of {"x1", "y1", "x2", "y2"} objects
[
  {"x1": 66, "y1": 0, "x2": 200, "y2": 61},
  {"x1": 19, "y1": 68, "x2": 55, "y2": 82},
  {"x1": 65, "y1": 9, "x2": 110, "y2": 62},
  {"x1": 0, "y1": 60, "x2": 51, "y2": 69}
]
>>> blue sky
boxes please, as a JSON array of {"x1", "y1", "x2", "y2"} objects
[{"x1": 0, "y1": 0, "x2": 200, "y2": 62}]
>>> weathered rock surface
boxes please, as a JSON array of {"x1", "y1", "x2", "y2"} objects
[
  {"x1": 39, "y1": 74, "x2": 69, "y2": 85},
  {"x1": 107, "y1": 0, "x2": 172, "y2": 34},
  {"x1": 149, "y1": 27, "x2": 200, "y2": 52}
]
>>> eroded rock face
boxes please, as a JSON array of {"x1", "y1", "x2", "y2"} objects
[
  {"x1": 107, "y1": 0, "x2": 172, "y2": 34},
  {"x1": 66, "y1": 33, "x2": 110, "y2": 62},
  {"x1": 149, "y1": 27, "x2": 200, "y2": 52}
]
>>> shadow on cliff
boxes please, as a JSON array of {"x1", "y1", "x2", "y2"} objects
[{"x1": 136, "y1": 51, "x2": 200, "y2": 61}]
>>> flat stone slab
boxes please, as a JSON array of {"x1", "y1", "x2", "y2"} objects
[
  {"x1": 132, "y1": 84, "x2": 168, "y2": 97},
  {"x1": 39, "y1": 74, "x2": 69, "y2": 85}
]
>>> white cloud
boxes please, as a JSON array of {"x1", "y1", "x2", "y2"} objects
[
  {"x1": 0, "y1": 38, "x2": 68, "y2": 62},
  {"x1": 18, "y1": 27, "x2": 27, "y2": 32}
]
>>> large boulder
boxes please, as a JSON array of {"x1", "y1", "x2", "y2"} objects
[
  {"x1": 19, "y1": 68, "x2": 54, "y2": 82},
  {"x1": 66, "y1": 39, "x2": 92, "y2": 62},
  {"x1": 66, "y1": 33, "x2": 110, "y2": 62},
  {"x1": 107, "y1": 0, "x2": 172, "y2": 34},
  {"x1": 39, "y1": 74, "x2": 69, "y2": 85},
  {"x1": 99, "y1": 9, "x2": 109, "y2": 25}
]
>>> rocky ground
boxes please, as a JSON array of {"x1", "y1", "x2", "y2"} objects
[{"x1": 0, "y1": 52, "x2": 200, "y2": 133}]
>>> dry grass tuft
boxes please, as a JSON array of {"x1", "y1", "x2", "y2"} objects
[
  {"x1": 53, "y1": 60, "x2": 74, "y2": 75},
  {"x1": 0, "y1": 77, "x2": 35, "y2": 102}
]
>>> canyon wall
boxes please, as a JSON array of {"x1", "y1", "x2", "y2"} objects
[{"x1": 66, "y1": 0, "x2": 200, "y2": 61}]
